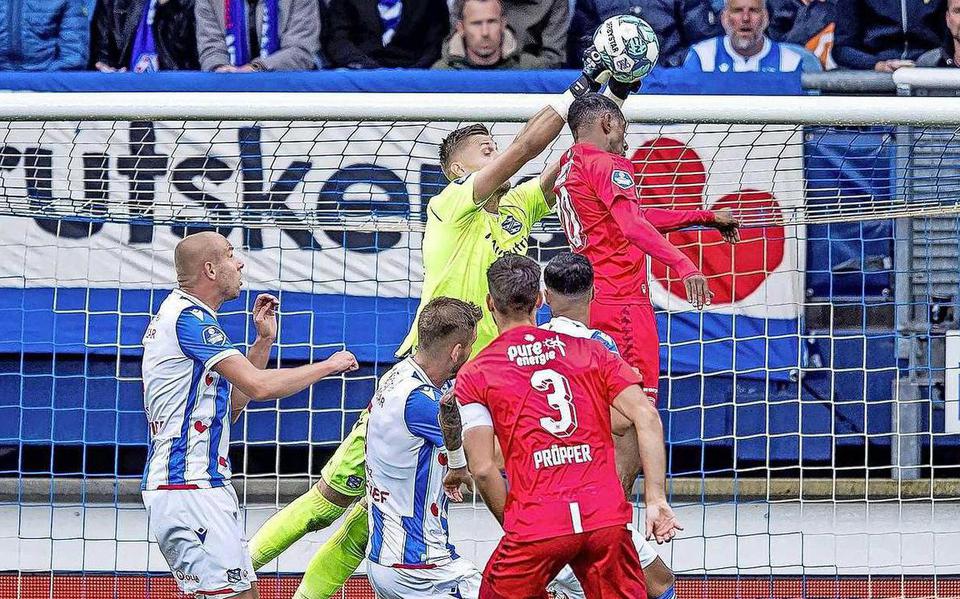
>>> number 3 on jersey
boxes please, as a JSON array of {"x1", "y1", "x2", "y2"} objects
[{"x1": 532, "y1": 369, "x2": 578, "y2": 438}]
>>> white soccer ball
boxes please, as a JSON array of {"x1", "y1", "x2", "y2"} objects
[{"x1": 592, "y1": 14, "x2": 660, "y2": 84}]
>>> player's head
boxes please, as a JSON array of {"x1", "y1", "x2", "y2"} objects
[
  {"x1": 174, "y1": 231, "x2": 244, "y2": 304},
  {"x1": 722, "y1": 0, "x2": 768, "y2": 55},
  {"x1": 439, "y1": 124, "x2": 508, "y2": 193},
  {"x1": 486, "y1": 253, "x2": 542, "y2": 328},
  {"x1": 543, "y1": 252, "x2": 594, "y2": 311},
  {"x1": 417, "y1": 297, "x2": 483, "y2": 376},
  {"x1": 568, "y1": 93, "x2": 628, "y2": 157}
]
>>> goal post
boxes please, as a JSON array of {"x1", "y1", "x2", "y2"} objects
[{"x1": 1, "y1": 91, "x2": 960, "y2": 598}]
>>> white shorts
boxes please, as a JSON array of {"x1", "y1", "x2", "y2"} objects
[
  {"x1": 548, "y1": 526, "x2": 660, "y2": 599},
  {"x1": 142, "y1": 485, "x2": 256, "y2": 597},
  {"x1": 367, "y1": 558, "x2": 481, "y2": 599}
]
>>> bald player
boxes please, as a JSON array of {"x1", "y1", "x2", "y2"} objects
[{"x1": 140, "y1": 232, "x2": 358, "y2": 599}]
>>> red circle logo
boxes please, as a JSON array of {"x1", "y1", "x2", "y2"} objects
[{"x1": 632, "y1": 137, "x2": 786, "y2": 305}]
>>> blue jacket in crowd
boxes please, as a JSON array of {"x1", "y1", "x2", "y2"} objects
[
  {"x1": 567, "y1": 0, "x2": 723, "y2": 68},
  {"x1": 834, "y1": 0, "x2": 946, "y2": 69},
  {"x1": 0, "y1": 0, "x2": 89, "y2": 71}
]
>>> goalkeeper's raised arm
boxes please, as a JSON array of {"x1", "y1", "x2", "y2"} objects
[
  {"x1": 458, "y1": 48, "x2": 610, "y2": 204},
  {"x1": 397, "y1": 52, "x2": 612, "y2": 359}
]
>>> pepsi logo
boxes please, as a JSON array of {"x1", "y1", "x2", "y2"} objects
[{"x1": 632, "y1": 137, "x2": 786, "y2": 305}]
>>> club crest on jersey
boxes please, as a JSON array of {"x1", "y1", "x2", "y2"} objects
[
  {"x1": 507, "y1": 334, "x2": 567, "y2": 367},
  {"x1": 226, "y1": 568, "x2": 242, "y2": 584},
  {"x1": 202, "y1": 326, "x2": 227, "y2": 346},
  {"x1": 500, "y1": 215, "x2": 522, "y2": 235},
  {"x1": 611, "y1": 169, "x2": 634, "y2": 189}
]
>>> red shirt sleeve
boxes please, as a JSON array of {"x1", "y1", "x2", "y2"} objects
[
  {"x1": 643, "y1": 208, "x2": 716, "y2": 233},
  {"x1": 590, "y1": 155, "x2": 701, "y2": 280},
  {"x1": 598, "y1": 347, "x2": 643, "y2": 405}
]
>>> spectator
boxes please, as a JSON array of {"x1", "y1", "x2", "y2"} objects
[
  {"x1": 568, "y1": 0, "x2": 722, "y2": 69},
  {"x1": 323, "y1": 0, "x2": 448, "y2": 68},
  {"x1": 917, "y1": 0, "x2": 960, "y2": 66},
  {"x1": 195, "y1": 0, "x2": 319, "y2": 71},
  {"x1": 834, "y1": 0, "x2": 946, "y2": 71},
  {"x1": 0, "y1": 0, "x2": 88, "y2": 71},
  {"x1": 91, "y1": 0, "x2": 200, "y2": 72},
  {"x1": 767, "y1": 0, "x2": 837, "y2": 69},
  {"x1": 434, "y1": 0, "x2": 522, "y2": 69},
  {"x1": 501, "y1": 0, "x2": 568, "y2": 68},
  {"x1": 685, "y1": 0, "x2": 821, "y2": 71}
]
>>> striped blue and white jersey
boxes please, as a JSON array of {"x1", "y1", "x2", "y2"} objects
[
  {"x1": 140, "y1": 289, "x2": 241, "y2": 491},
  {"x1": 365, "y1": 357, "x2": 459, "y2": 568},
  {"x1": 685, "y1": 36, "x2": 811, "y2": 73},
  {"x1": 541, "y1": 315, "x2": 619, "y2": 355}
]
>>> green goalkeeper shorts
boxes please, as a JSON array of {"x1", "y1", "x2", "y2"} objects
[{"x1": 320, "y1": 409, "x2": 369, "y2": 498}]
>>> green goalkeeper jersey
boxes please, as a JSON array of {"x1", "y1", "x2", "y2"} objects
[{"x1": 397, "y1": 175, "x2": 552, "y2": 358}]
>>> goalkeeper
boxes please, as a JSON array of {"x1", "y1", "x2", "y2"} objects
[{"x1": 247, "y1": 51, "x2": 614, "y2": 599}]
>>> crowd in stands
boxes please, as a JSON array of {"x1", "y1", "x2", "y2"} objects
[{"x1": 0, "y1": 0, "x2": 955, "y2": 74}]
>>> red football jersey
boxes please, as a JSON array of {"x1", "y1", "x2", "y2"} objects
[
  {"x1": 455, "y1": 325, "x2": 641, "y2": 542},
  {"x1": 554, "y1": 143, "x2": 711, "y2": 303}
]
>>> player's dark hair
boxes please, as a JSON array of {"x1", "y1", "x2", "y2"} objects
[
  {"x1": 543, "y1": 252, "x2": 594, "y2": 298},
  {"x1": 439, "y1": 123, "x2": 490, "y2": 180},
  {"x1": 487, "y1": 253, "x2": 542, "y2": 317},
  {"x1": 567, "y1": 93, "x2": 626, "y2": 140},
  {"x1": 418, "y1": 297, "x2": 483, "y2": 352}
]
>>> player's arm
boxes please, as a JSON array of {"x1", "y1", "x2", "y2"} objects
[
  {"x1": 539, "y1": 160, "x2": 561, "y2": 208},
  {"x1": 598, "y1": 159, "x2": 713, "y2": 309},
  {"x1": 470, "y1": 50, "x2": 608, "y2": 203},
  {"x1": 439, "y1": 390, "x2": 472, "y2": 502},
  {"x1": 644, "y1": 207, "x2": 741, "y2": 243},
  {"x1": 215, "y1": 350, "x2": 358, "y2": 405},
  {"x1": 611, "y1": 384, "x2": 682, "y2": 544},
  {"x1": 463, "y1": 424, "x2": 506, "y2": 525},
  {"x1": 230, "y1": 294, "x2": 278, "y2": 422}
]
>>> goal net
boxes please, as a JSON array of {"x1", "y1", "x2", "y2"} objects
[{"x1": 1, "y1": 92, "x2": 959, "y2": 599}]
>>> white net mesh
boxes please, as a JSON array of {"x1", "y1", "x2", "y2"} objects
[{"x1": 1, "y1": 105, "x2": 959, "y2": 598}]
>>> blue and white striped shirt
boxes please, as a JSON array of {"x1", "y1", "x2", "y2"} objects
[
  {"x1": 140, "y1": 289, "x2": 241, "y2": 491},
  {"x1": 366, "y1": 357, "x2": 460, "y2": 567}
]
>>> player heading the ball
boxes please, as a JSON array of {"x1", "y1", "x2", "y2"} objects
[
  {"x1": 455, "y1": 253, "x2": 682, "y2": 599},
  {"x1": 140, "y1": 231, "x2": 358, "y2": 599}
]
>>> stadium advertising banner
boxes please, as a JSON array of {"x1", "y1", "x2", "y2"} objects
[{"x1": 0, "y1": 119, "x2": 804, "y2": 378}]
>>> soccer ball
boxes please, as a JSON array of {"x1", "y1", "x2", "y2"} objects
[{"x1": 592, "y1": 14, "x2": 660, "y2": 84}]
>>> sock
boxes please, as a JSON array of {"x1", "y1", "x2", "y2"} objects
[
  {"x1": 294, "y1": 501, "x2": 369, "y2": 599},
  {"x1": 249, "y1": 485, "x2": 347, "y2": 570},
  {"x1": 652, "y1": 587, "x2": 676, "y2": 599}
]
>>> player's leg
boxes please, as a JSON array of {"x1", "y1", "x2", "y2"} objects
[
  {"x1": 568, "y1": 525, "x2": 645, "y2": 599},
  {"x1": 293, "y1": 500, "x2": 368, "y2": 599},
  {"x1": 144, "y1": 486, "x2": 258, "y2": 598},
  {"x1": 548, "y1": 535, "x2": 671, "y2": 599},
  {"x1": 249, "y1": 410, "x2": 369, "y2": 569},
  {"x1": 480, "y1": 533, "x2": 578, "y2": 599}
]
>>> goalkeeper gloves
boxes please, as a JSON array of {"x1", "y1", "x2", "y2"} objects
[
  {"x1": 554, "y1": 46, "x2": 612, "y2": 121},
  {"x1": 603, "y1": 78, "x2": 642, "y2": 108},
  {"x1": 569, "y1": 46, "x2": 610, "y2": 97}
]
